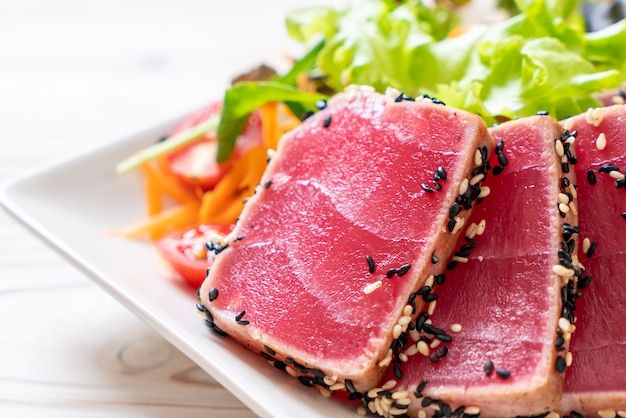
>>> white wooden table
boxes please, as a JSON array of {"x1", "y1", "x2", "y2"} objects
[{"x1": 0, "y1": 1, "x2": 321, "y2": 416}]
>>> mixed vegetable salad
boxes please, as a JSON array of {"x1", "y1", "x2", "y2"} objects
[{"x1": 115, "y1": 0, "x2": 626, "y2": 289}]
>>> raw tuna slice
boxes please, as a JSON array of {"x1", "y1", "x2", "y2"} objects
[
  {"x1": 372, "y1": 115, "x2": 583, "y2": 417},
  {"x1": 558, "y1": 105, "x2": 626, "y2": 417},
  {"x1": 197, "y1": 86, "x2": 493, "y2": 392}
]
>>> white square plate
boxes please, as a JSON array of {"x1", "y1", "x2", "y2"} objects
[{"x1": 0, "y1": 114, "x2": 359, "y2": 418}]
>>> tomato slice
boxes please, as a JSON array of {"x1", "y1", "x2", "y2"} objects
[
  {"x1": 166, "y1": 101, "x2": 263, "y2": 191},
  {"x1": 155, "y1": 224, "x2": 233, "y2": 289}
]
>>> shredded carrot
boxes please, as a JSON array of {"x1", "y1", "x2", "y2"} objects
[
  {"x1": 199, "y1": 146, "x2": 267, "y2": 224},
  {"x1": 141, "y1": 163, "x2": 163, "y2": 217},
  {"x1": 140, "y1": 161, "x2": 199, "y2": 205},
  {"x1": 117, "y1": 201, "x2": 200, "y2": 240},
  {"x1": 277, "y1": 103, "x2": 301, "y2": 136},
  {"x1": 261, "y1": 102, "x2": 280, "y2": 150}
]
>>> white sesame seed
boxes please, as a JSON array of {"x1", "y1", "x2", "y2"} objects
[
  {"x1": 459, "y1": 178, "x2": 469, "y2": 196},
  {"x1": 319, "y1": 387, "x2": 332, "y2": 398},
  {"x1": 430, "y1": 403, "x2": 441, "y2": 411},
  {"x1": 330, "y1": 382, "x2": 345, "y2": 391},
  {"x1": 286, "y1": 366, "x2": 298, "y2": 377},
  {"x1": 593, "y1": 107, "x2": 605, "y2": 127},
  {"x1": 559, "y1": 317, "x2": 572, "y2": 333},
  {"x1": 430, "y1": 338, "x2": 441, "y2": 349},
  {"x1": 474, "y1": 148, "x2": 483, "y2": 166},
  {"x1": 559, "y1": 202, "x2": 570, "y2": 213},
  {"x1": 403, "y1": 305, "x2": 413, "y2": 316},
  {"x1": 479, "y1": 186, "x2": 491, "y2": 198},
  {"x1": 398, "y1": 315, "x2": 412, "y2": 326},
  {"x1": 566, "y1": 351, "x2": 573, "y2": 366},
  {"x1": 610, "y1": 171, "x2": 626, "y2": 180},
  {"x1": 368, "y1": 388, "x2": 382, "y2": 398},
  {"x1": 555, "y1": 140, "x2": 565, "y2": 157},
  {"x1": 563, "y1": 117, "x2": 574, "y2": 131},
  {"x1": 570, "y1": 201, "x2": 578, "y2": 216},
  {"x1": 453, "y1": 256, "x2": 469, "y2": 263},
  {"x1": 378, "y1": 356, "x2": 392, "y2": 368},
  {"x1": 558, "y1": 193, "x2": 570, "y2": 204},
  {"x1": 356, "y1": 405, "x2": 368, "y2": 416},
  {"x1": 585, "y1": 108, "x2": 594, "y2": 124},
  {"x1": 409, "y1": 328, "x2": 420, "y2": 342},
  {"x1": 395, "y1": 397, "x2": 411, "y2": 406},
  {"x1": 359, "y1": 85, "x2": 376, "y2": 93},
  {"x1": 425, "y1": 274, "x2": 435, "y2": 287},
  {"x1": 392, "y1": 324, "x2": 403, "y2": 339},
  {"x1": 613, "y1": 95, "x2": 625, "y2": 105},
  {"x1": 596, "y1": 132, "x2": 607, "y2": 150},
  {"x1": 616, "y1": 410, "x2": 626, "y2": 418},
  {"x1": 418, "y1": 410, "x2": 427, "y2": 418},
  {"x1": 470, "y1": 173, "x2": 485, "y2": 186},
  {"x1": 566, "y1": 135, "x2": 576, "y2": 144},
  {"x1": 450, "y1": 323, "x2": 462, "y2": 333},
  {"x1": 405, "y1": 344, "x2": 419, "y2": 357},
  {"x1": 583, "y1": 237, "x2": 591, "y2": 254},
  {"x1": 478, "y1": 255, "x2": 484, "y2": 261},
  {"x1": 477, "y1": 219, "x2": 487, "y2": 236},
  {"x1": 267, "y1": 148, "x2": 276, "y2": 158},
  {"x1": 569, "y1": 184, "x2": 577, "y2": 200},
  {"x1": 417, "y1": 341, "x2": 430, "y2": 356},
  {"x1": 598, "y1": 410, "x2": 617, "y2": 418},
  {"x1": 392, "y1": 390, "x2": 410, "y2": 400},
  {"x1": 546, "y1": 412, "x2": 560, "y2": 418},
  {"x1": 374, "y1": 397, "x2": 384, "y2": 416},
  {"x1": 464, "y1": 406, "x2": 481, "y2": 415},
  {"x1": 368, "y1": 400, "x2": 377, "y2": 414},
  {"x1": 451, "y1": 216, "x2": 465, "y2": 234},
  {"x1": 466, "y1": 222, "x2": 478, "y2": 239},
  {"x1": 323, "y1": 376, "x2": 336, "y2": 386},
  {"x1": 385, "y1": 87, "x2": 401, "y2": 100},
  {"x1": 428, "y1": 300, "x2": 437, "y2": 316},
  {"x1": 399, "y1": 353, "x2": 408, "y2": 362},
  {"x1": 382, "y1": 379, "x2": 397, "y2": 390},
  {"x1": 553, "y1": 264, "x2": 575, "y2": 278},
  {"x1": 390, "y1": 407, "x2": 408, "y2": 416},
  {"x1": 364, "y1": 280, "x2": 383, "y2": 294}
]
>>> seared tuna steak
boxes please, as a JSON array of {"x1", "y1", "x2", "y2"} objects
[
  {"x1": 198, "y1": 86, "x2": 493, "y2": 391},
  {"x1": 559, "y1": 105, "x2": 626, "y2": 417},
  {"x1": 374, "y1": 116, "x2": 582, "y2": 417}
]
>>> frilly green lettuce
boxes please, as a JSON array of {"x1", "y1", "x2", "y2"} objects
[{"x1": 286, "y1": 0, "x2": 625, "y2": 125}]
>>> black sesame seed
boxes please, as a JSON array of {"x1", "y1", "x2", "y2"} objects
[
  {"x1": 386, "y1": 268, "x2": 398, "y2": 278},
  {"x1": 447, "y1": 218, "x2": 457, "y2": 232},
  {"x1": 366, "y1": 255, "x2": 375, "y2": 273},
  {"x1": 416, "y1": 313, "x2": 428, "y2": 330},
  {"x1": 435, "y1": 182, "x2": 442, "y2": 191},
  {"x1": 345, "y1": 379, "x2": 356, "y2": 393},
  {"x1": 435, "y1": 333, "x2": 453, "y2": 343},
  {"x1": 204, "y1": 319, "x2": 214, "y2": 329},
  {"x1": 536, "y1": 110, "x2": 549, "y2": 116},
  {"x1": 421, "y1": 183, "x2": 435, "y2": 193},
  {"x1": 431, "y1": 253, "x2": 440, "y2": 264},
  {"x1": 586, "y1": 241, "x2": 597, "y2": 258},
  {"x1": 449, "y1": 202, "x2": 461, "y2": 219},
  {"x1": 484, "y1": 360, "x2": 494, "y2": 375},
  {"x1": 437, "y1": 166, "x2": 447, "y2": 180},
  {"x1": 309, "y1": 368, "x2": 326, "y2": 380},
  {"x1": 442, "y1": 403, "x2": 452, "y2": 418},
  {"x1": 263, "y1": 180, "x2": 272, "y2": 188},
  {"x1": 273, "y1": 360, "x2": 287, "y2": 371},
  {"x1": 421, "y1": 397, "x2": 433, "y2": 407},
  {"x1": 452, "y1": 406, "x2": 465, "y2": 416},
  {"x1": 212, "y1": 324, "x2": 228, "y2": 336},
  {"x1": 495, "y1": 369, "x2": 511, "y2": 379},
  {"x1": 264, "y1": 345, "x2": 276, "y2": 356},
  {"x1": 236, "y1": 319, "x2": 250, "y2": 325},
  {"x1": 492, "y1": 165, "x2": 504, "y2": 176},
  {"x1": 497, "y1": 152, "x2": 508, "y2": 167},
  {"x1": 394, "y1": 92, "x2": 404, "y2": 103},
  {"x1": 599, "y1": 163, "x2": 619, "y2": 173},
  {"x1": 157, "y1": 135, "x2": 168, "y2": 143},
  {"x1": 437, "y1": 346, "x2": 449, "y2": 358},
  {"x1": 423, "y1": 293, "x2": 438, "y2": 302},
  {"x1": 393, "y1": 364, "x2": 403, "y2": 378},
  {"x1": 563, "y1": 223, "x2": 580, "y2": 233},
  {"x1": 622, "y1": 212, "x2": 626, "y2": 219},
  {"x1": 235, "y1": 310, "x2": 246, "y2": 321},
  {"x1": 396, "y1": 263, "x2": 412, "y2": 276},
  {"x1": 208, "y1": 288, "x2": 219, "y2": 302},
  {"x1": 392, "y1": 401, "x2": 410, "y2": 410},
  {"x1": 555, "y1": 336, "x2": 565, "y2": 348},
  {"x1": 556, "y1": 355, "x2": 567, "y2": 373},
  {"x1": 260, "y1": 351, "x2": 275, "y2": 361},
  {"x1": 562, "y1": 162, "x2": 570, "y2": 173},
  {"x1": 298, "y1": 375, "x2": 315, "y2": 387},
  {"x1": 323, "y1": 115, "x2": 332, "y2": 128},
  {"x1": 315, "y1": 99, "x2": 327, "y2": 110},
  {"x1": 561, "y1": 177, "x2": 570, "y2": 188},
  {"x1": 571, "y1": 411, "x2": 584, "y2": 418},
  {"x1": 417, "y1": 286, "x2": 432, "y2": 296},
  {"x1": 578, "y1": 275, "x2": 592, "y2": 289},
  {"x1": 301, "y1": 110, "x2": 314, "y2": 121},
  {"x1": 429, "y1": 352, "x2": 440, "y2": 363},
  {"x1": 447, "y1": 260, "x2": 459, "y2": 270},
  {"x1": 435, "y1": 274, "x2": 446, "y2": 285}
]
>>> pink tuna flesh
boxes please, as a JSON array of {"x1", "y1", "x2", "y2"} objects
[
  {"x1": 559, "y1": 106, "x2": 626, "y2": 415},
  {"x1": 199, "y1": 88, "x2": 492, "y2": 390},
  {"x1": 385, "y1": 116, "x2": 574, "y2": 417}
]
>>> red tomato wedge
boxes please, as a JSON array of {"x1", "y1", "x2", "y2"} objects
[
  {"x1": 166, "y1": 101, "x2": 263, "y2": 191},
  {"x1": 155, "y1": 224, "x2": 233, "y2": 289}
]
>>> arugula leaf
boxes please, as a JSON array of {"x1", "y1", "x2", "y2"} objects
[{"x1": 216, "y1": 81, "x2": 327, "y2": 162}]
